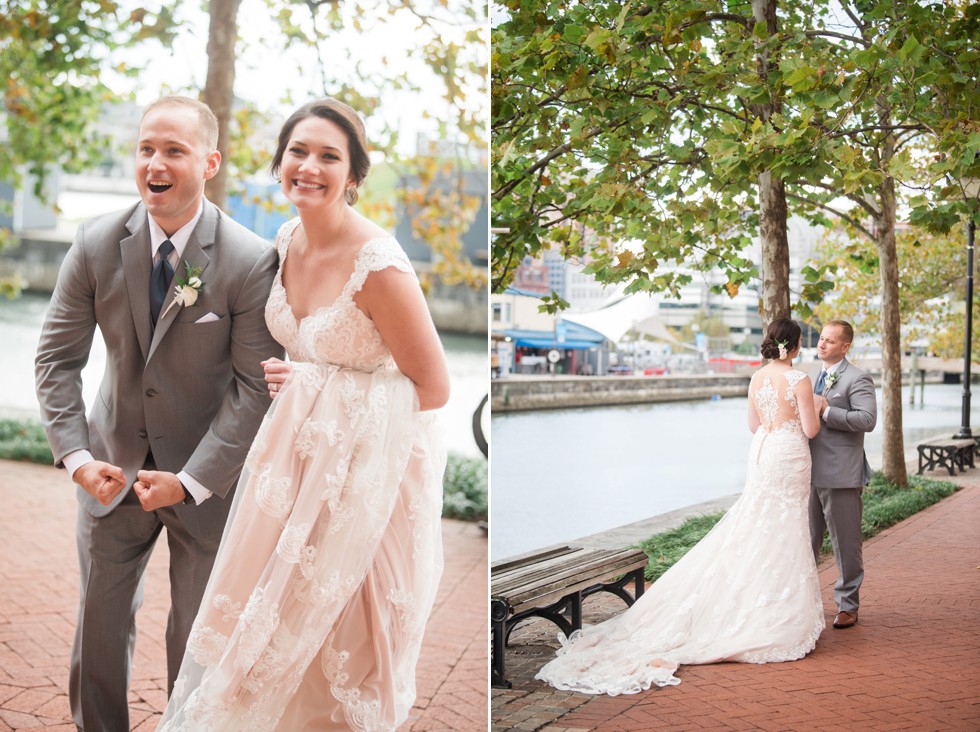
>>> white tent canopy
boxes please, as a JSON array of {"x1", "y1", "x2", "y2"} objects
[{"x1": 562, "y1": 295, "x2": 679, "y2": 344}]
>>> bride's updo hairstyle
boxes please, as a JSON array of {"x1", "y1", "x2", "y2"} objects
[
  {"x1": 760, "y1": 318, "x2": 802, "y2": 360},
  {"x1": 270, "y1": 98, "x2": 371, "y2": 205}
]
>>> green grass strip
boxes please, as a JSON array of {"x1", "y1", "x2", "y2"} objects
[{"x1": 635, "y1": 471, "x2": 960, "y2": 581}]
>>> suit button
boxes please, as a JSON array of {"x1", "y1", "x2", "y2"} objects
[
  {"x1": 137, "y1": 430, "x2": 148, "y2": 439},
  {"x1": 146, "y1": 388, "x2": 158, "y2": 397}
]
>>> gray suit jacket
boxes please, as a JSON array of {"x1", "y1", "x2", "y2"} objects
[
  {"x1": 35, "y1": 200, "x2": 283, "y2": 538},
  {"x1": 809, "y1": 358, "x2": 878, "y2": 489}
]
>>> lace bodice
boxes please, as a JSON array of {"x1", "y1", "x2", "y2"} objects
[
  {"x1": 752, "y1": 369, "x2": 807, "y2": 435},
  {"x1": 265, "y1": 218, "x2": 415, "y2": 372}
]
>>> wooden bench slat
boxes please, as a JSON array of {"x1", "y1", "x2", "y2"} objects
[
  {"x1": 494, "y1": 552, "x2": 647, "y2": 596},
  {"x1": 490, "y1": 545, "x2": 575, "y2": 572},
  {"x1": 917, "y1": 438, "x2": 977, "y2": 476},
  {"x1": 490, "y1": 544, "x2": 650, "y2": 690},
  {"x1": 492, "y1": 550, "x2": 646, "y2": 596},
  {"x1": 501, "y1": 561, "x2": 647, "y2": 606},
  {"x1": 492, "y1": 548, "x2": 634, "y2": 584},
  {"x1": 493, "y1": 551, "x2": 649, "y2": 613}
]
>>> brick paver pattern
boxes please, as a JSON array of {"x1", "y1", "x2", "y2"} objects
[
  {"x1": 493, "y1": 470, "x2": 980, "y2": 731},
  {"x1": 0, "y1": 459, "x2": 488, "y2": 731}
]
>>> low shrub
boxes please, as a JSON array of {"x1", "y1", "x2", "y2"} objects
[
  {"x1": 0, "y1": 418, "x2": 53, "y2": 464},
  {"x1": 442, "y1": 452, "x2": 488, "y2": 522}
]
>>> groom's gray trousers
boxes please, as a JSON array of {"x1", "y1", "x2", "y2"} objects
[
  {"x1": 809, "y1": 485, "x2": 864, "y2": 613},
  {"x1": 70, "y1": 484, "x2": 219, "y2": 731}
]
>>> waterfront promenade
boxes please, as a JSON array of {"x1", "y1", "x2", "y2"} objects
[
  {"x1": 493, "y1": 462, "x2": 980, "y2": 731},
  {"x1": 0, "y1": 459, "x2": 488, "y2": 731}
]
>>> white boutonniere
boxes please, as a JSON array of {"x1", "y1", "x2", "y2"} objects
[
  {"x1": 825, "y1": 371, "x2": 840, "y2": 392},
  {"x1": 162, "y1": 263, "x2": 206, "y2": 318}
]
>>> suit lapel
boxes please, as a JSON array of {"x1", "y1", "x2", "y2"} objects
[
  {"x1": 826, "y1": 358, "x2": 850, "y2": 396},
  {"x1": 147, "y1": 201, "x2": 217, "y2": 362},
  {"x1": 121, "y1": 205, "x2": 153, "y2": 361}
]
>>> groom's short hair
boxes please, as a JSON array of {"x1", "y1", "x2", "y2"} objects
[
  {"x1": 825, "y1": 319, "x2": 854, "y2": 343},
  {"x1": 141, "y1": 96, "x2": 220, "y2": 152}
]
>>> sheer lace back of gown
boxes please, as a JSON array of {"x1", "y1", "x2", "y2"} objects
[{"x1": 751, "y1": 368, "x2": 808, "y2": 437}]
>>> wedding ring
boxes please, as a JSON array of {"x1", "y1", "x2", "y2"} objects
[{"x1": 272, "y1": 383, "x2": 278, "y2": 392}]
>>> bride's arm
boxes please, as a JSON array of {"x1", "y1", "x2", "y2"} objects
[
  {"x1": 746, "y1": 374, "x2": 761, "y2": 433},
  {"x1": 795, "y1": 376, "x2": 821, "y2": 439},
  {"x1": 357, "y1": 266, "x2": 450, "y2": 411}
]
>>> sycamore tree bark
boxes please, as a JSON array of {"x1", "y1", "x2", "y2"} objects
[
  {"x1": 874, "y1": 97, "x2": 907, "y2": 486},
  {"x1": 752, "y1": 0, "x2": 791, "y2": 324},
  {"x1": 202, "y1": 0, "x2": 243, "y2": 211},
  {"x1": 758, "y1": 170, "x2": 791, "y2": 323}
]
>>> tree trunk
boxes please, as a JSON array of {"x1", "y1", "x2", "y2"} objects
[
  {"x1": 202, "y1": 0, "x2": 242, "y2": 211},
  {"x1": 758, "y1": 170, "x2": 791, "y2": 322},
  {"x1": 752, "y1": 0, "x2": 791, "y2": 325},
  {"x1": 876, "y1": 184, "x2": 907, "y2": 485},
  {"x1": 875, "y1": 106, "x2": 908, "y2": 486}
]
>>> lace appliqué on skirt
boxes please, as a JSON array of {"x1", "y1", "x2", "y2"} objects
[{"x1": 159, "y1": 366, "x2": 445, "y2": 731}]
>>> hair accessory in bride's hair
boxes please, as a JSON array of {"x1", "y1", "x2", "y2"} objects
[{"x1": 776, "y1": 340, "x2": 788, "y2": 360}]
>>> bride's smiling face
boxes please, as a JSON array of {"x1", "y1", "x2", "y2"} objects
[{"x1": 280, "y1": 117, "x2": 354, "y2": 210}]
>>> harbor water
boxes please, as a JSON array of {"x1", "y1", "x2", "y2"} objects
[
  {"x1": 0, "y1": 293, "x2": 487, "y2": 458},
  {"x1": 491, "y1": 382, "x2": 977, "y2": 560}
]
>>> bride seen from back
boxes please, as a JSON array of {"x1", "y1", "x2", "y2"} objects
[{"x1": 536, "y1": 317, "x2": 827, "y2": 696}]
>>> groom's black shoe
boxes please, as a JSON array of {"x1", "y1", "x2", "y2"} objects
[{"x1": 833, "y1": 610, "x2": 858, "y2": 629}]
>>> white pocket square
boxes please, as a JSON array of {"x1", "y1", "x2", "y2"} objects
[
  {"x1": 831, "y1": 393, "x2": 842, "y2": 398},
  {"x1": 194, "y1": 312, "x2": 221, "y2": 324}
]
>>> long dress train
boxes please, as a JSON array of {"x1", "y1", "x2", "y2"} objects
[
  {"x1": 158, "y1": 218, "x2": 445, "y2": 731},
  {"x1": 535, "y1": 369, "x2": 824, "y2": 695}
]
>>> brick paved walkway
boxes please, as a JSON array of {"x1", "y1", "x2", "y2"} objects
[
  {"x1": 493, "y1": 470, "x2": 980, "y2": 731},
  {"x1": 0, "y1": 459, "x2": 488, "y2": 731}
]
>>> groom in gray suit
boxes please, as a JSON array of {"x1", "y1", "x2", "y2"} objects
[
  {"x1": 808, "y1": 319, "x2": 877, "y2": 630},
  {"x1": 35, "y1": 96, "x2": 283, "y2": 730}
]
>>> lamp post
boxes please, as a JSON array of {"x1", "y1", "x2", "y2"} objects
[
  {"x1": 954, "y1": 173, "x2": 979, "y2": 440},
  {"x1": 954, "y1": 215, "x2": 975, "y2": 439}
]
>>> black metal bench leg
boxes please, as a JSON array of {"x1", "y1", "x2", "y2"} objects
[
  {"x1": 490, "y1": 599, "x2": 511, "y2": 689},
  {"x1": 570, "y1": 590, "x2": 583, "y2": 632},
  {"x1": 593, "y1": 569, "x2": 646, "y2": 608}
]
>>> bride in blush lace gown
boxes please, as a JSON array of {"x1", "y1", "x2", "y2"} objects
[
  {"x1": 158, "y1": 99, "x2": 450, "y2": 731},
  {"x1": 536, "y1": 318, "x2": 825, "y2": 695}
]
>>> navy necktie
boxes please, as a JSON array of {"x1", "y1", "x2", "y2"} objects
[
  {"x1": 150, "y1": 240, "x2": 175, "y2": 326},
  {"x1": 814, "y1": 369, "x2": 827, "y2": 394}
]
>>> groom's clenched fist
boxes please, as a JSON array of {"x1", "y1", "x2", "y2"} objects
[
  {"x1": 134, "y1": 470, "x2": 187, "y2": 511},
  {"x1": 73, "y1": 461, "x2": 127, "y2": 506}
]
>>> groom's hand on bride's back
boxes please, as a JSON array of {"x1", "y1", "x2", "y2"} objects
[
  {"x1": 72, "y1": 461, "x2": 127, "y2": 506},
  {"x1": 133, "y1": 470, "x2": 186, "y2": 511}
]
